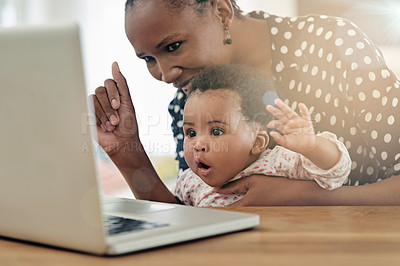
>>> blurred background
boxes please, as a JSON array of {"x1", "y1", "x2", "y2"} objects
[{"x1": 1, "y1": 0, "x2": 399, "y2": 197}]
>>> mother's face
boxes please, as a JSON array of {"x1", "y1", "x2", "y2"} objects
[{"x1": 125, "y1": 0, "x2": 232, "y2": 90}]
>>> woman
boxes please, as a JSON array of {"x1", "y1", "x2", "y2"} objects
[{"x1": 91, "y1": 0, "x2": 400, "y2": 205}]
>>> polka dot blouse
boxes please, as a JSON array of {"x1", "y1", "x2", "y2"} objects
[{"x1": 168, "y1": 11, "x2": 400, "y2": 186}]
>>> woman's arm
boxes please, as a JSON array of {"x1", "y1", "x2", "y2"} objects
[
  {"x1": 90, "y1": 62, "x2": 179, "y2": 204},
  {"x1": 214, "y1": 175, "x2": 400, "y2": 206}
]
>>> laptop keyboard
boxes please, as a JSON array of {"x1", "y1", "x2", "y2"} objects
[{"x1": 103, "y1": 215, "x2": 169, "y2": 236}]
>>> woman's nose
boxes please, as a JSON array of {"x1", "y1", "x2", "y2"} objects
[{"x1": 152, "y1": 60, "x2": 182, "y2": 84}]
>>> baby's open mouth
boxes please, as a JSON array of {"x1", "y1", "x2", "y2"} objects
[{"x1": 197, "y1": 161, "x2": 210, "y2": 170}]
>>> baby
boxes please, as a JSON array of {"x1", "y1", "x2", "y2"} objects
[{"x1": 174, "y1": 65, "x2": 351, "y2": 207}]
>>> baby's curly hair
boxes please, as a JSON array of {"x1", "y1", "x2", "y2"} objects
[{"x1": 188, "y1": 64, "x2": 277, "y2": 127}]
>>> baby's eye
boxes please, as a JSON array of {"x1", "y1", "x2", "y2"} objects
[
  {"x1": 167, "y1": 42, "x2": 182, "y2": 52},
  {"x1": 185, "y1": 129, "x2": 196, "y2": 138},
  {"x1": 211, "y1": 127, "x2": 224, "y2": 136}
]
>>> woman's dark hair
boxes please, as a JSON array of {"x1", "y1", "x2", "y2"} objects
[
  {"x1": 188, "y1": 64, "x2": 277, "y2": 127},
  {"x1": 125, "y1": 0, "x2": 243, "y2": 19}
]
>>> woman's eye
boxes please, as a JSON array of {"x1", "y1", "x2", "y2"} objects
[
  {"x1": 185, "y1": 129, "x2": 196, "y2": 138},
  {"x1": 143, "y1": 56, "x2": 155, "y2": 63},
  {"x1": 167, "y1": 42, "x2": 182, "y2": 52},
  {"x1": 211, "y1": 128, "x2": 224, "y2": 136}
]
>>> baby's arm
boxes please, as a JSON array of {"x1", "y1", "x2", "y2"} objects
[{"x1": 266, "y1": 99, "x2": 341, "y2": 170}]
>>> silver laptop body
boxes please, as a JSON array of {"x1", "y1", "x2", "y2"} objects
[{"x1": 0, "y1": 23, "x2": 259, "y2": 255}]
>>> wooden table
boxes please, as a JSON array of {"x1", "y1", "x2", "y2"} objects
[{"x1": 1, "y1": 206, "x2": 400, "y2": 266}]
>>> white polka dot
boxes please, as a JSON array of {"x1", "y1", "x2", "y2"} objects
[
  {"x1": 345, "y1": 48, "x2": 354, "y2": 56},
  {"x1": 355, "y1": 77, "x2": 363, "y2": 86},
  {"x1": 322, "y1": 71, "x2": 327, "y2": 80},
  {"x1": 372, "y1": 90, "x2": 380, "y2": 99},
  {"x1": 320, "y1": 15, "x2": 328, "y2": 19},
  {"x1": 334, "y1": 98, "x2": 339, "y2": 107},
  {"x1": 281, "y1": 46, "x2": 288, "y2": 54},
  {"x1": 396, "y1": 153, "x2": 400, "y2": 161},
  {"x1": 351, "y1": 161, "x2": 357, "y2": 170},
  {"x1": 368, "y1": 72, "x2": 376, "y2": 81},
  {"x1": 358, "y1": 92, "x2": 366, "y2": 101},
  {"x1": 301, "y1": 41, "x2": 308, "y2": 50},
  {"x1": 395, "y1": 164, "x2": 400, "y2": 172},
  {"x1": 316, "y1": 27, "x2": 324, "y2": 36},
  {"x1": 302, "y1": 64, "x2": 309, "y2": 72},
  {"x1": 347, "y1": 29, "x2": 356, "y2": 36},
  {"x1": 344, "y1": 106, "x2": 349, "y2": 114},
  {"x1": 350, "y1": 127, "x2": 357, "y2": 135},
  {"x1": 330, "y1": 76, "x2": 335, "y2": 85},
  {"x1": 335, "y1": 38, "x2": 344, "y2": 46},
  {"x1": 325, "y1": 93, "x2": 332, "y2": 103},
  {"x1": 309, "y1": 44, "x2": 315, "y2": 54},
  {"x1": 177, "y1": 92, "x2": 184, "y2": 100},
  {"x1": 315, "y1": 89, "x2": 322, "y2": 98},
  {"x1": 376, "y1": 113, "x2": 382, "y2": 122},
  {"x1": 336, "y1": 60, "x2": 342, "y2": 69},
  {"x1": 337, "y1": 20, "x2": 346, "y2": 26},
  {"x1": 325, "y1": 31, "x2": 333, "y2": 40},
  {"x1": 371, "y1": 146, "x2": 376, "y2": 154},
  {"x1": 382, "y1": 97, "x2": 388, "y2": 106},
  {"x1": 174, "y1": 105, "x2": 180, "y2": 113},
  {"x1": 298, "y1": 21, "x2": 306, "y2": 30},
  {"x1": 351, "y1": 62, "x2": 358, "y2": 70},
  {"x1": 356, "y1": 145, "x2": 363, "y2": 154},
  {"x1": 271, "y1": 43, "x2": 276, "y2": 51},
  {"x1": 381, "y1": 69, "x2": 390, "y2": 78},
  {"x1": 307, "y1": 17, "x2": 315, "y2": 22},
  {"x1": 365, "y1": 112, "x2": 372, "y2": 122},
  {"x1": 357, "y1": 42, "x2": 365, "y2": 49},
  {"x1": 392, "y1": 98, "x2": 399, "y2": 107},
  {"x1": 366, "y1": 167, "x2": 374, "y2": 176},
  {"x1": 330, "y1": 115, "x2": 336, "y2": 125},
  {"x1": 177, "y1": 133, "x2": 183, "y2": 140},
  {"x1": 179, "y1": 151, "x2": 184, "y2": 158},
  {"x1": 311, "y1": 66, "x2": 319, "y2": 76},
  {"x1": 295, "y1": 49, "x2": 302, "y2": 57},
  {"x1": 177, "y1": 120, "x2": 183, "y2": 127},
  {"x1": 276, "y1": 62, "x2": 284, "y2": 72},
  {"x1": 314, "y1": 113, "x2": 321, "y2": 123},
  {"x1": 364, "y1": 56, "x2": 372, "y2": 65},
  {"x1": 343, "y1": 71, "x2": 347, "y2": 79},
  {"x1": 275, "y1": 17, "x2": 283, "y2": 23},
  {"x1": 308, "y1": 24, "x2": 315, "y2": 33},
  {"x1": 381, "y1": 151, "x2": 388, "y2": 160},
  {"x1": 305, "y1": 84, "x2": 311, "y2": 94},
  {"x1": 345, "y1": 141, "x2": 351, "y2": 149},
  {"x1": 290, "y1": 17, "x2": 298, "y2": 22},
  {"x1": 289, "y1": 80, "x2": 296, "y2": 90},
  {"x1": 284, "y1": 31, "x2": 292, "y2": 40},
  {"x1": 318, "y1": 48, "x2": 324, "y2": 58},
  {"x1": 291, "y1": 101, "x2": 298, "y2": 110},
  {"x1": 371, "y1": 130, "x2": 378, "y2": 139},
  {"x1": 295, "y1": 82, "x2": 302, "y2": 93},
  {"x1": 271, "y1": 27, "x2": 279, "y2": 35},
  {"x1": 388, "y1": 115, "x2": 395, "y2": 125},
  {"x1": 326, "y1": 53, "x2": 333, "y2": 62},
  {"x1": 384, "y1": 133, "x2": 392, "y2": 143}
]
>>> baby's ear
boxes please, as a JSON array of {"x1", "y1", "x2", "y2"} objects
[{"x1": 251, "y1": 130, "x2": 269, "y2": 155}]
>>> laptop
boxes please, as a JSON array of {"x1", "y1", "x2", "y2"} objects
[{"x1": 0, "y1": 23, "x2": 259, "y2": 255}]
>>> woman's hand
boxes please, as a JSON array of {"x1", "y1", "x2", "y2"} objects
[
  {"x1": 214, "y1": 175, "x2": 319, "y2": 206},
  {"x1": 89, "y1": 62, "x2": 140, "y2": 165}
]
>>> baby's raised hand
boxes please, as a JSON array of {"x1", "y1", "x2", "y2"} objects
[{"x1": 266, "y1": 99, "x2": 316, "y2": 154}]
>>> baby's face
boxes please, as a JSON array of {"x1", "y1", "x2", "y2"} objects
[{"x1": 183, "y1": 89, "x2": 258, "y2": 187}]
